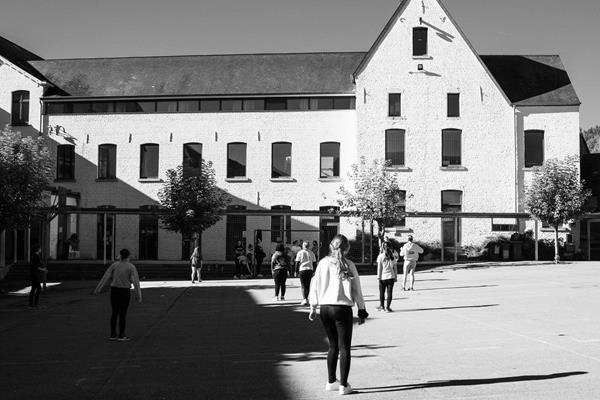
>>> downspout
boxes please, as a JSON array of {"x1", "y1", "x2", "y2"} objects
[{"x1": 513, "y1": 105, "x2": 519, "y2": 213}]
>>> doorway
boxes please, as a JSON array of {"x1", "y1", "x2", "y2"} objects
[{"x1": 590, "y1": 221, "x2": 600, "y2": 260}]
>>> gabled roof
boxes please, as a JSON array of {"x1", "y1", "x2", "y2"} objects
[
  {"x1": 480, "y1": 55, "x2": 580, "y2": 106},
  {"x1": 0, "y1": 35, "x2": 46, "y2": 81},
  {"x1": 28, "y1": 52, "x2": 365, "y2": 97}
]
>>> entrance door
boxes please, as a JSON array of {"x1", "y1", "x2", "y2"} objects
[
  {"x1": 139, "y1": 214, "x2": 158, "y2": 260},
  {"x1": 97, "y1": 212, "x2": 116, "y2": 261},
  {"x1": 441, "y1": 191, "x2": 462, "y2": 261},
  {"x1": 590, "y1": 221, "x2": 600, "y2": 260},
  {"x1": 226, "y1": 205, "x2": 247, "y2": 261},
  {"x1": 319, "y1": 206, "x2": 339, "y2": 259}
]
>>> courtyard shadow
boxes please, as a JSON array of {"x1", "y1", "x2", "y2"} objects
[
  {"x1": 354, "y1": 371, "x2": 588, "y2": 394},
  {"x1": 398, "y1": 304, "x2": 499, "y2": 312}
]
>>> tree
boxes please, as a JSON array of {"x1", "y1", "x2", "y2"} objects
[
  {"x1": 524, "y1": 155, "x2": 591, "y2": 263},
  {"x1": 337, "y1": 157, "x2": 407, "y2": 247},
  {"x1": 581, "y1": 126, "x2": 600, "y2": 153},
  {"x1": 0, "y1": 125, "x2": 53, "y2": 233},
  {"x1": 158, "y1": 161, "x2": 231, "y2": 252}
]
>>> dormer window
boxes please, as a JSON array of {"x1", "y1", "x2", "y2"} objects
[{"x1": 413, "y1": 27, "x2": 428, "y2": 56}]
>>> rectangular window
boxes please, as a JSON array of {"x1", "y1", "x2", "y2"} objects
[
  {"x1": 265, "y1": 98, "x2": 287, "y2": 111},
  {"x1": 56, "y1": 145, "x2": 75, "y2": 180},
  {"x1": 385, "y1": 129, "x2": 405, "y2": 167},
  {"x1": 388, "y1": 93, "x2": 401, "y2": 117},
  {"x1": 227, "y1": 143, "x2": 247, "y2": 178},
  {"x1": 98, "y1": 144, "x2": 117, "y2": 179},
  {"x1": 200, "y1": 99, "x2": 220, "y2": 112},
  {"x1": 397, "y1": 191, "x2": 407, "y2": 227},
  {"x1": 183, "y1": 143, "x2": 202, "y2": 177},
  {"x1": 310, "y1": 97, "x2": 334, "y2": 110},
  {"x1": 447, "y1": 93, "x2": 460, "y2": 117},
  {"x1": 525, "y1": 130, "x2": 544, "y2": 167},
  {"x1": 491, "y1": 218, "x2": 518, "y2": 232},
  {"x1": 46, "y1": 102, "x2": 72, "y2": 114},
  {"x1": 320, "y1": 142, "x2": 340, "y2": 178},
  {"x1": 221, "y1": 99, "x2": 243, "y2": 112},
  {"x1": 272, "y1": 142, "x2": 292, "y2": 178},
  {"x1": 333, "y1": 97, "x2": 355, "y2": 110},
  {"x1": 137, "y1": 101, "x2": 156, "y2": 113},
  {"x1": 271, "y1": 205, "x2": 291, "y2": 244},
  {"x1": 72, "y1": 102, "x2": 92, "y2": 113},
  {"x1": 226, "y1": 205, "x2": 247, "y2": 260},
  {"x1": 140, "y1": 144, "x2": 159, "y2": 179},
  {"x1": 156, "y1": 101, "x2": 177, "y2": 113},
  {"x1": 442, "y1": 129, "x2": 462, "y2": 166},
  {"x1": 139, "y1": 210, "x2": 158, "y2": 260},
  {"x1": 11, "y1": 91, "x2": 30, "y2": 125},
  {"x1": 115, "y1": 101, "x2": 142, "y2": 113},
  {"x1": 441, "y1": 190, "x2": 462, "y2": 247},
  {"x1": 413, "y1": 27, "x2": 428, "y2": 56},
  {"x1": 91, "y1": 102, "x2": 115, "y2": 113},
  {"x1": 287, "y1": 98, "x2": 309, "y2": 111},
  {"x1": 243, "y1": 98, "x2": 265, "y2": 111},
  {"x1": 178, "y1": 100, "x2": 199, "y2": 112}
]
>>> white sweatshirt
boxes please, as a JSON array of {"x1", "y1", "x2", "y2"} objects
[
  {"x1": 400, "y1": 242, "x2": 424, "y2": 261},
  {"x1": 95, "y1": 261, "x2": 142, "y2": 300},
  {"x1": 308, "y1": 257, "x2": 365, "y2": 309}
]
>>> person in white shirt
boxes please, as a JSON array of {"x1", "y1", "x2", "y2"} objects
[
  {"x1": 400, "y1": 235, "x2": 424, "y2": 291},
  {"x1": 308, "y1": 234, "x2": 368, "y2": 395},
  {"x1": 94, "y1": 248, "x2": 142, "y2": 341},
  {"x1": 376, "y1": 241, "x2": 398, "y2": 312},
  {"x1": 295, "y1": 241, "x2": 316, "y2": 305}
]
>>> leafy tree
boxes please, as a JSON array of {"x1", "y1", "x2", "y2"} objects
[
  {"x1": 158, "y1": 161, "x2": 230, "y2": 251},
  {"x1": 524, "y1": 155, "x2": 591, "y2": 263},
  {"x1": 337, "y1": 157, "x2": 407, "y2": 247},
  {"x1": 0, "y1": 125, "x2": 53, "y2": 233},
  {"x1": 581, "y1": 126, "x2": 600, "y2": 153}
]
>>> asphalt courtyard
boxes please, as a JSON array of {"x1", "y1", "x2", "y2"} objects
[{"x1": 1, "y1": 262, "x2": 599, "y2": 400}]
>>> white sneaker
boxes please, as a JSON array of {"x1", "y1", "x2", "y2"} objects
[
  {"x1": 300, "y1": 299, "x2": 308, "y2": 305},
  {"x1": 272, "y1": 296, "x2": 279, "y2": 302},
  {"x1": 339, "y1": 384, "x2": 352, "y2": 395},
  {"x1": 325, "y1": 380, "x2": 339, "y2": 391}
]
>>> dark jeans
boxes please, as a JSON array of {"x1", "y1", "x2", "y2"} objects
[
  {"x1": 320, "y1": 305, "x2": 353, "y2": 386},
  {"x1": 234, "y1": 257, "x2": 242, "y2": 276},
  {"x1": 299, "y1": 269, "x2": 314, "y2": 300},
  {"x1": 110, "y1": 287, "x2": 131, "y2": 338},
  {"x1": 272, "y1": 269, "x2": 288, "y2": 297},
  {"x1": 29, "y1": 277, "x2": 42, "y2": 306},
  {"x1": 255, "y1": 257, "x2": 264, "y2": 276},
  {"x1": 379, "y1": 279, "x2": 395, "y2": 309}
]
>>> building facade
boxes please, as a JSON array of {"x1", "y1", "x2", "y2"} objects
[{"x1": 0, "y1": 0, "x2": 584, "y2": 264}]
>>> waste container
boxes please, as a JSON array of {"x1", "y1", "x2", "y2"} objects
[
  {"x1": 511, "y1": 241, "x2": 523, "y2": 261},
  {"x1": 501, "y1": 243, "x2": 510, "y2": 260}
]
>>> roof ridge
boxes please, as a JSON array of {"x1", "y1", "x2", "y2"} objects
[
  {"x1": 31, "y1": 51, "x2": 368, "y2": 62},
  {"x1": 480, "y1": 54, "x2": 561, "y2": 57}
]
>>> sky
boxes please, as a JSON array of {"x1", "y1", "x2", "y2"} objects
[{"x1": 1, "y1": 0, "x2": 598, "y2": 129}]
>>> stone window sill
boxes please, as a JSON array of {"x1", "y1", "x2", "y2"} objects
[
  {"x1": 96, "y1": 178, "x2": 118, "y2": 182},
  {"x1": 440, "y1": 166, "x2": 468, "y2": 171},
  {"x1": 385, "y1": 167, "x2": 412, "y2": 172},
  {"x1": 225, "y1": 177, "x2": 251, "y2": 183},
  {"x1": 54, "y1": 178, "x2": 76, "y2": 182},
  {"x1": 523, "y1": 166, "x2": 542, "y2": 171},
  {"x1": 270, "y1": 177, "x2": 296, "y2": 182},
  {"x1": 138, "y1": 178, "x2": 163, "y2": 183},
  {"x1": 318, "y1": 177, "x2": 342, "y2": 182},
  {"x1": 387, "y1": 115, "x2": 406, "y2": 120},
  {"x1": 412, "y1": 55, "x2": 433, "y2": 60}
]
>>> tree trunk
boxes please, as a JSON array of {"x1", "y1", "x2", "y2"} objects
[
  {"x1": 369, "y1": 218, "x2": 374, "y2": 267},
  {"x1": 553, "y1": 225, "x2": 560, "y2": 264}
]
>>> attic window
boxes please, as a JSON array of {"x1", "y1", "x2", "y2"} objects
[{"x1": 413, "y1": 27, "x2": 428, "y2": 56}]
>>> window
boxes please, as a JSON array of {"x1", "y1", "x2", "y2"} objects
[
  {"x1": 265, "y1": 98, "x2": 287, "y2": 111},
  {"x1": 442, "y1": 129, "x2": 462, "y2": 166},
  {"x1": 413, "y1": 27, "x2": 428, "y2": 56},
  {"x1": 272, "y1": 142, "x2": 292, "y2": 178},
  {"x1": 11, "y1": 91, "x2": 30, "y2": 125},
  {"x1": 333, "y1": 97, "x2": 355, "y2": 110},
  {"x1": 140, "y1": 144, "x2": 159, "y2": 179},
  {"x1": 98, "y1": 144, "x2": 117, "y2": 179},
  {"x1": 397, "y1": 191, "x2": 407, "y2": 227},
  {"x1": 115, "y1": 101, "x2": 142, "y2": 113},
  {"x1": 492, "y1": 218, "x2": 518, "y2": 232},
  {"x1": 56, "y1": 145, "x2": 75, "y2": 180},
  {"x1": 72, "y1": 102, "x2": 92, "y2": 113},
  {"x1": 178, "y1": 100, "x2": 199, "y2": 112},
  {"x1": 221, "y1": 99, "x2": 242, "y2": 112},
  {"x1": 226, "y1": 205, "x2": 247, "y2": 260},
  {"x1": 200, "y1": 99, "x2": 220, "y2": 112},
  {"x1": 227, "y1": 142, "x2": 247, "y2": 178},
  {"x1": 388, "y1": 93, "x2": 402, "y2": 117},
  {"x1": 287, "y1": 98, "x2": 309, "y2": 111},
  {"x1": 525, "y1": 130, "x2": 544, "y2": 167},
  {"x1": 139, "y1": 206, "x2": 159, "y2": 260},
  {"x1": 447, "y1": 93, "x2": 460, "y2": 117},
  {"x1": 320, "y1": 142, "x2": 340, "y2": 178},
  {"x1": 156, "y1": 101, "x2": 177, "y2": 113},
  {"x1": 92, "y1": 102, "x2": 114, "y2": 113},
  {"x1": 271, "y1": 205, "x2": 291, "y2": 244},
  {"x1": 385, "y1": 129, "x2": 405, "y2": 167},
  {"x1": 310, "y1": 97, "x2": 334, "y2": 110},
  {"x1": 441, "y1": 190, "x2": 462, "y2": 247},
  {"x1": 183, "y1": 143, "x2": 202, "y2": 177},
  {"x1": 243, "y1": 98, "x2": 265, "y2": 111}
]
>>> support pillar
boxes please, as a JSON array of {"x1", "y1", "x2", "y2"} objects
[
  {"x1": 103, "y1": 212, "x2": 108, "y2": 265},
  {"x1": 454, "y1": 217, "x2": 458, "y2": 263},
  {"x1": 534, "y1": 219, "x2": 539, "y2": 261}
]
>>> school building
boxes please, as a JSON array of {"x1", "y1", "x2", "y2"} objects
[{"x1": 2, "y1": 0, "x2": 595, "y2": 266}]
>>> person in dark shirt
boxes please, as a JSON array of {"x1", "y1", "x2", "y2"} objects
[{"x1": 29, "y1": 247, "x2": 46, "y2": 307}]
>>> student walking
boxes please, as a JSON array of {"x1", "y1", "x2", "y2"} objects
[
  {"x1": 376, "y1": 241, "x2": 398, "y2": 312},
  {"x1": 271, "y1": 243, "x2": 291, "y2": 301},
  {"x1": 94, "y1": 248, "x2": 142, "y2": 341},
  {"x1": 308, "y1": 234, "x2": 368, "y2": 395},
  {"x1": 190, "y1": 245, "x2": 202, "y2": 283},
  {"x1": 28, "y1": 247, "x2": 46, "y2": 308},
  {"x1": 295, "y1": 241, "x2": 316, "y2": 305},
  {"x1": 254, "y1": 239, "x2": 266, "y2": 278},
  {"x1": 400, "y1": 235, "x2": 424, "y2": 291}
]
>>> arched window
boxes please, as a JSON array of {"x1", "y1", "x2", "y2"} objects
[
  {"x1": 320, "y1": 142, "x2": 340, "y2": 178},
  {"x1": 140, "y1": 143, "x2": 159, "y2": 179},
  {"x1": 227, "y1": 142, "x2": 247, "y2": 178},
  {"x1": 272, "y1": 142, "x2": 292, "y2": 178},
  {"x1": 98, "y1": 144, "x2": 117, "y2": 179},
  {"x1": 11, "y1": 90, "x2": 30, "y2": 125}
]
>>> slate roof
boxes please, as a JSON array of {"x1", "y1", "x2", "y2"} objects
[
  {"x1": 480, "y1": 55, "x2": 580, "y2": 106},
  {"x1": 28, "y1": 52, "x2": 365, "y2": 97},
  {"x1": 0, "y1": 35, "x2": 46, "y2": 81}
]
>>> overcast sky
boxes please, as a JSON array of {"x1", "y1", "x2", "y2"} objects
[{"x1": 1, "y1": 0, "x2": 598, "y2": 128}]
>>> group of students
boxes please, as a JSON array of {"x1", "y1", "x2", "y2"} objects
[{"x1": 83, "y1": 233, "x2": 424, "y2": 395}]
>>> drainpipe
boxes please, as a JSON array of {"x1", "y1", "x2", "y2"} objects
[{"x1": 513, "y1": 105, "x2": 519, "y2": 214}]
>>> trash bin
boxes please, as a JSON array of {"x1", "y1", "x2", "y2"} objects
[
  {"x1": 489, "y1": 243, "x2": 501, "y2": 260},
  {"x1": 511, "y1": 241, "x2": 523, "y2": 261},
  {"x1": 501, "y1": 243, "x2": 510, "y2": 260}
]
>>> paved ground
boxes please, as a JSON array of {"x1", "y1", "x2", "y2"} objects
[{"x1": 1, "y1": 262, "x2": 599, "y2": 399}]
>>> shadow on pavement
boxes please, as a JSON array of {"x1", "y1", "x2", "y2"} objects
[
  {"x1": 398, "y1": 304, "x2": 499, "y2": 312},
  {"x1": 415, "y1": 284, "x2": 499, "y2": 291},
  {"x1": 355, "y1": 371, "x2": 588, "y2": 394}
]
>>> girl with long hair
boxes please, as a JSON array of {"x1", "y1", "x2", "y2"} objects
[
  {"x1": 376, "y1": 241, "x2": 398, "y2": 312},
  {"x1": 308, "y1": 234, "x2": 368, "y2": 395},
  {"x1": 271, "y1": 243, "x2": 291, "y2": 301}
]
